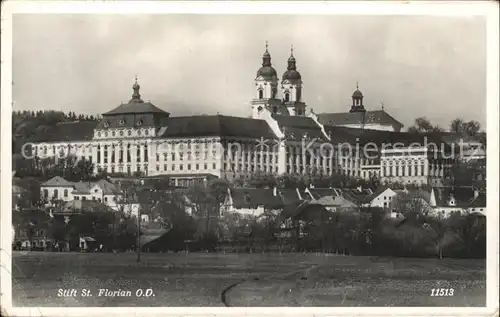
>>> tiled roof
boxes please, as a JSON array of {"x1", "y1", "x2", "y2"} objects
[
  {"x1": 395, "y1": 189, "x2": 431, "y2": 203},
  {"x1": 41, "y1": 176, "x2": 75, "y2": 187},
  {"x1": 364, "y1": 186, "x2": 391, "y2": 202},
  {"x1": 229, "y1": 188, "x2": 283, "y2": 209},
  {"x1": 42, "y1": 177, "x2": 121, "y2": 195},
  {"x1": 103, "y1": 101, "x2": 168, "y2": 115},
  {"x1": 36, "y1": 121, "x2": 97, "y2": 142},
  {"x1": 158, "y1": 115, "x2": 277, "y2": 139},
  {"x1": 271, "y1": 114, "x2": 328, "y2": 141},
  {"x1": 278, "y1": 189, "x2": 303, "y2": 205},
  {"x1": 317, "y1": 110, "x2": 403, "y2": 128},
  {"x1": 279, "y1": 200, "x2": 309, "y2": 221},
  {"x1": 305, "y1": 188, "x2": 342, "y2": 200},
  {"x1": 341, "y1": 188, "x2": 372, "y2": 205},
  {"x1": 310, "y1": 195, "x2": 357, "y2": 208},
  {"x1": 96, "y1": 112, "x2": 168, "y2": 129},
  {"x1": 323, "y1": 125, "x2": 448, "y2": 148},
  {"x1": 431, "y1": 186, "x2": 477, "y2": 208}
]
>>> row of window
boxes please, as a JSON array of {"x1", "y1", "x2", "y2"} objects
[
  {"x1": 156, "y1": 163, "x2": 218, "y2": 172},
  {"x1": 97, "y1": 127, "x2": 150, "y2": 138},
  {"x1": 382, "y1": 165, "x2": 426, "y2": 177}
]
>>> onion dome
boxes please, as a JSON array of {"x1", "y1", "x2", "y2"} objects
[
  {"x1": 129, "y1": 76, "x2": 144, "y2": 104},
  {"x1": 256, "y1": 41, "x2": 278, "y2": 79},
  {"x1": 282, "y1": 45, "x2": 301, "y2": 81}
]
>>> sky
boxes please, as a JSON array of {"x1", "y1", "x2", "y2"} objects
[{"x1": 12, "y1": 14, "x2": 486, "y2": 130}]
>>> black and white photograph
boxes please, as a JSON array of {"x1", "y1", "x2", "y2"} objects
[{"x1": 1, "y1": 1, "x2": 498, "y2": 316}]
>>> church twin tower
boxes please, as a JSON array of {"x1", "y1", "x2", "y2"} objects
[{"x1": 251, "y1": 42, "x2": 307, "y2": 119}]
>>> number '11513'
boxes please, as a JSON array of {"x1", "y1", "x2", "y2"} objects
[{"x1": 430, "y1": 288, "x2": 455, "y2": 296}]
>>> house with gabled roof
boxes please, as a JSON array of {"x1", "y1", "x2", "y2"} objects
[
  {"x1": 40, "y1": 176, "x2": 123, "y2": 209},
  {"x1": 363, "y1": 186, "x2": 398, "y2": 209},
  {"x1": 222, "y1": 187, "x2": 285, "y2": 218},
  {"x1": 429, "y1": 186, "x2": 483, "y2": 218}
]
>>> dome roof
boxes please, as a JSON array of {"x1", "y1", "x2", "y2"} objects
[
  {"x1": 257, "y1": 66, "x2": 277, "y2": 79},
  {"x1": 352, "y1": 89, "x2": 363, "y2": 98},
  {"x1": 282, "y1": 69, "x2": 301, "y2": 81},
  {"x1": 352, "y1": 83, "x2": 363, "y2": 98}
]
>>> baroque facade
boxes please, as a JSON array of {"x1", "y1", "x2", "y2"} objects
[{"x1": 32, "y1": 44, "x2": 454, "y2": 186}]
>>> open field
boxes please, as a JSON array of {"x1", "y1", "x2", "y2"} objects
[{"x1": 11, "y1": 251, "x2": 485, "y2": 307}]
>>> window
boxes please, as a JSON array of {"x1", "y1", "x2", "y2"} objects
[
  {"x1": 92, "y1": 197, "x2": 96, "y2": 201},
  {"x1": 64, "y1": 189, "x2": 68, "y2": 198},
  {"x1": 180, "y1": 164, "x2": 183, "y2": 171},
  {"x1": 97, "y1": 145, "x2": 101, "y2": 163},
  {"x1": 43, "y1": 189, "x2": 49, "y2": 198},
  {"x1": 164, "y1": 164, "x2": 167, "y2": 171},
  {"x1": 104, "y1": 145, "x2": 108, "y2": 164},
  {"x1": 172, "y1": 164, "x2": 175, "y2": 171},
  {"x1": 104, "y1": 197, "x2": 108, "y2": 202},
  {"x1": 75, "y1": 196, "x2": 79, "y2": 200},
  {"x1": 196, "y1": 164, "x2": 199, "y2": 170},
  {"x1": 82, "y1": 197, "x2": 87, "y2": 201},
  {"x1": 53, "y1": 189, "x2": 59, "y2": 199},
  {"x1": 119, "y1": 119, "x2": 125, "y2": 126},
  {"x1": 204, "y1": 163, "x2": 208, "y2": 170},
  {"x1": 258, "y1": 89, "x2": 264, "y2": 99},
  {"x1": 156, "y1": 165, "x2": 159, "y2": 171},
  {"x1": 212, "y1": 163, "x2": 216, "y2": 169},
  {"x1": 284, "y1": 92, "x2": 290, "y2": 102}
]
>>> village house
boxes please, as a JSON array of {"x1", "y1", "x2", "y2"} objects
[
  {"x1": 40, "y1": 176, "x2": 123, "y2": 208},
  {"x1": 429, "y1": 186, "x2": 485, "y2": 217}
]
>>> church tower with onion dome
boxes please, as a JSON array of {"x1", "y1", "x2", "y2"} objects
[
  {"x1": 251, "y1": 42, "x2": 282, "y2": 119},
  {"x1": 281, "y1": 45, "x2": 306, "y2": 116}
]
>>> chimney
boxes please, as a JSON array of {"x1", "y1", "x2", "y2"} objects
[{"x1": 273, "y1": 187, "x2": 277, "y2": 197}]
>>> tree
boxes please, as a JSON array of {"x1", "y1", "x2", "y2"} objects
[
  {"x1": 449, "y1": 118, "x2": 481, "y2": 137},
  {"x1": 408, "y1": 117, "x2": 444, "y2": 134},
  {"x1": 464, "y1": 120, "x2": 481, "y2": 136},
  {"x1": 450, "y1": 118, "x2": 465, "y2": 134}
]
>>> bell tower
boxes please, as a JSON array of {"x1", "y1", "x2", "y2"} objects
[
  {"x1": 281, "y1": 45, "x2": 306, "y2": 116},
  {"x1": 251, "y1": 41, "x2": 281, "y2": 119},
  {"x1": 349, "y1": 82, "x2": 366, "y2": 113}
]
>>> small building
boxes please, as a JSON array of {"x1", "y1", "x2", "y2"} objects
[
  {"x1": 429, "y1": 186, "x2": 481, "y2": 218},
  {"x1": 222, "y1": 187, "x2": 284, "y2": 218},
  {"x1": 40, "y1": 176, "x2": 123, "y2": 208},
  {"x1": 363, "y1": 187, "x2": 398, "y2": 209}
]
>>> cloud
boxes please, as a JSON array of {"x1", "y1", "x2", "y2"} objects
[{"x1": 13, "y1": 14, "x2": 486, "y2": 130}]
